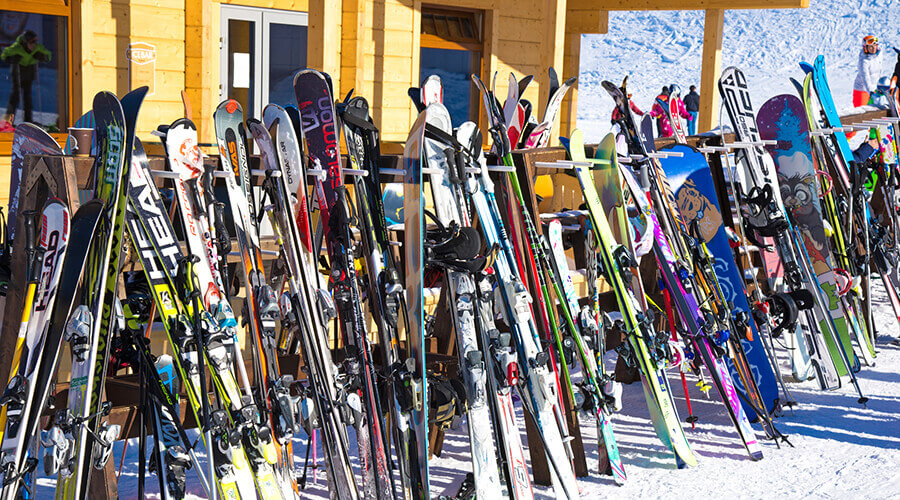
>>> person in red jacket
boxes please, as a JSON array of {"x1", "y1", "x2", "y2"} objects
[
  {"x1": 610, "y1": 93, "x2": 644, "y2": 124},
  {"x1": 650, "y1": 86, "x2": 692, "y2": 138}
]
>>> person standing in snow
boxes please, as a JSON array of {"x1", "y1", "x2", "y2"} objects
[
  {"x1": 610, "y1": 93, "x2": 644, "y2": 124},
  {"x1": 684, "y1": 85, "x2": 700, "y2": 135},
  {"x1": 853, "y1": 35, "x2": 883, "y2": 107},
  {"x1": 652, "y1": 86, "x2": 670, "y2": 136},
  {"x1": 650, "y1": 86, "x2": 692, "y2": 138}
]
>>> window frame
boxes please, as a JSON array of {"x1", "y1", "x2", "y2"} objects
[
  {"x1": 219, "y1": 5, "x2": 309, "y2": 118},
  {"x1": 0, "y1": 0, "x2": 74, "y2": 136},
  {"x1": 419, "y1": 5, "x2": 484, "y2": 130}
]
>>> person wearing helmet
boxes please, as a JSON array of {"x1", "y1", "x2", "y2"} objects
[
  {"x1": 853, "y1": 35, "x2": 883, "y2": 107},
  {"x1": 872, "y1": 76, "x2": 892, "y2": 108},
  {"x1": 650, "y1": 86, "x2": 691, "y2": 138}
]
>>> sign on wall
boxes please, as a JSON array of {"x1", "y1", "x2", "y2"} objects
[{"x1": 127, "y1": 42, "x2": 157, "y2": 96}]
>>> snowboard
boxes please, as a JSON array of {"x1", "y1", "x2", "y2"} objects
[
  {"x1": 658, "y1": 145, "x2": 781, "y2": 414},
  {"x1": 757, "y1": 94, "x2": 851, "y2": 385},
  {"x1": 758, "y1": 94, "x2": 866, "y2": 375},
  {"x1": 403, "y1": 108, "x2": 429, "y2": 498}
]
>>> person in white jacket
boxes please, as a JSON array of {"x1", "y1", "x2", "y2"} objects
[{"x1": 853, "y1": 35, "x2": 884, "y2": 107}]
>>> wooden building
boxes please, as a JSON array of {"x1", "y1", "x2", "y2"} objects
[{"x1": 0, "y1": 0, "x2": 808, "y2": 207}]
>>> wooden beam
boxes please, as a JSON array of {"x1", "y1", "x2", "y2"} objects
[
  {"x1": 184, "y1": 0, "x2": 216, "y2": 143},
  {"x1": 72, "y1": 0, "x2": 94, "y2": 117},
  {"x1": 580, "y1": 0, "x2": 808, "y2": 10},
  {"x1": 698, "y1": 9, "x2": 724, "y2": 133},
  {"x1": 539, "y1": 0, "x2": 567, "y2": 139},
  {"x1": 309, "y1": 0, "x2": 343, "y2": 95}
]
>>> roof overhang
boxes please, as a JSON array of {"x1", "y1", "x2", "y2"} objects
[{"x1": 574, "y1": 0, "x2": 808, "y2": 10}]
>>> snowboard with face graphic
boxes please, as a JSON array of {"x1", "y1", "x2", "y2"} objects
[
  {"x1": 758, "y1": 94, "x2": 862, "y2": 376},
  {"x1": 659, "y1": 145, "x2": 780, "y2": 415}
]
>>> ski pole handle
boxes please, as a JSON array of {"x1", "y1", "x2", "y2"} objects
[
  {"x1": 22, "y1": 210, "x2": 41, "y2": 283},
  {"x1": 213, "y1": 203, "x2": 231, "y2": 254}
]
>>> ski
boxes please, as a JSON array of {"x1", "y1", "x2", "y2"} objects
[
  {"x1": 0, "y1": 200, "x2": 101, "y2": 500},
  {"x1": 422, "y1": 102, "x2": 504, "y2": 497},
  {"x1": 569, "y1": 129, "x2": 697, "y2": 468},
  {"x1": 259, "y1": 105, "x2": 360, "y2": 499},
  {"x1": 293, "y1": 69, "x2": 392, "y2": 499},
  {"x1": 124, "y1": 137, "x2": 259, "y2": 500}
]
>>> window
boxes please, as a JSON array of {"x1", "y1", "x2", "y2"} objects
[
  {"x1": 0, "y1": 9, "x2": 68, "y2": 132},
  {"x1": 220, "y1": 6, "x2": 308, "y2": 119},
  {"x1": 419, "y1": 7, "x2": 482, "y2": 128}
]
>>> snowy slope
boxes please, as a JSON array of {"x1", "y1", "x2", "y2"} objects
[{"x1": 577, "y1": 0, "x2": 900, "y2": 142}]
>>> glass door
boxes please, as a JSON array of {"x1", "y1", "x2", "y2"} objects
[{"x1": 220, "y1": 6, "x2": 308, "y2": 117}]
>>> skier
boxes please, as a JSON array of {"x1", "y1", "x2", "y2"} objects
[
  {"x1": 684, "y1": 85, "x2": 700, "y2": 135},
  {"x1": 610, "y1": 93, "x2": 644, "y2": 124},
  {"x1": 852, "y1": 35, "x2": 883, "y2": 107},
  {"x1": 651, "y1": 86, "x2": 692, "y2": 138},
  {"x1": 652, "y1": 86, "x2": 670, "y2": 136},
  {"x1": 872, "y1": 76, "x2": 892, "y2": 108},
  {"x1": 893, "y1": 47, "x2": 900, "y2": 84},
  {"x1": 1, "y1": 30, "x2": 52, "y2": 130}
]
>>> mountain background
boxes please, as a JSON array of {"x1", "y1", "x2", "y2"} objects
[{"x1": 577, "y1": 0, "x2": 900, "y2": 142}]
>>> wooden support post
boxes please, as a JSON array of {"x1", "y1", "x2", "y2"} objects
[
  {"x1": 540, "y1": 0, "x2": 568, "y2": 140},
  {"x1": 563, "y1": 2, "x2": 611, "y2": 137},
  {"x1": 698, "y1": 9, "x2": 725, "y2": 134},
  {"x1": 309, "y1": 0, "x2": 343, "y2": 95},
  {"x1": 184, "y1": 0, "x2": 218, "y2": 142}
]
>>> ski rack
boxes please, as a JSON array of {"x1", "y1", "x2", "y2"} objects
[
  {"x1": 378, "y1": 166, "x2": 507, "y2": 177},
  {"x1": 534, "y1": 150, "x2": 684, "y2": 170},
  {"x1": 696, "y1": 139, "x2": 776, "y2": 154}
]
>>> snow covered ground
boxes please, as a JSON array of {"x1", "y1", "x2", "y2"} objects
[
  {"x1": 33, "y1": 279, "x2": 899, "y2": 499},
  {"x1": 577, "y1": 0, "x2": 900, "y2": 143}
]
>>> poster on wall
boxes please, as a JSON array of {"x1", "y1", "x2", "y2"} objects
[{"x1": 127, "y1": 42, "x2": 156, "y2": 96}]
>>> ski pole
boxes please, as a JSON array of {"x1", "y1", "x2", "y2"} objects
[{"x1": 662, "y1": 286, "x2": 696, "y2": 428}]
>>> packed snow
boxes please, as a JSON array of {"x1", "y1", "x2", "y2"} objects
[
  {"x1": 46, "y1": 278, "x2": 898, "y2": 499},
  {"x1": 577, "y1": 0, "x2": 900, "y2": 142}
]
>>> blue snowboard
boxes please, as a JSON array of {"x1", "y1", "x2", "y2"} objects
[{"x1": 659, "y1": 145, "x2": 780, "y2": 415}]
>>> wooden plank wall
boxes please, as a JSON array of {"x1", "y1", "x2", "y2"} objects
[
  {"x1": 91, "y1": 0, "x2": 188, "y2": 137},
  {"x1": 563, "y1": 0, "x2": 608, "y2": 137},
  {"x1": 337, "y1": 0, "x2": 569, "y2": 144}
]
